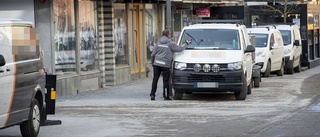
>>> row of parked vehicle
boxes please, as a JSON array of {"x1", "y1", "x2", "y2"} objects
[
  {"x1": 170, "y1": 20, "x2": 302, "y2": 101},
  {"x1": 248, "y1": 24, "x2": 302, "y2": 77}
]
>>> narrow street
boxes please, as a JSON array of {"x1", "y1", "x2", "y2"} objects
[{"x1": 1, "y1": 66, "x2": 320, "y2": 137}]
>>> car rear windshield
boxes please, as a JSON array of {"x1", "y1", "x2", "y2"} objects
[
  {"x1": 179, "y1": 29, "x2": 240, "y2": 50},
  {"x1": 249, "y1": 33, "x2": 268, "y2": 47},
  {"x1": 279, "y1": 30, "x2": 291, "y2": 45}
]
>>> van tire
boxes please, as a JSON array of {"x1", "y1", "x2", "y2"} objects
[
  {"x1": 287, "y1": 62, "x2": 294, "y2": 75},
  {"x1": 247, "y1": 80, "x2": 252, "y2": 94},
  {"x1": 20, "y1": 99, "x2": 41, "y2": 137},
  {"x1": 287, "y1": 67, "x2": 294, "y2": 74},
  {"x1": 173, "y1": 89, "x2": 183, "y2": 100},
  {"x1": 263, "y1": 61, "x2": 271, "y2": 77},
  {"x1": 234, "y1": 76, "x2": 247, "y2": 100},
  {"x1": 277, "y1": 61, "x2": 284, "y2": 76},
  {"x1": 294, "y1": 58, "x2": 301, "y2": 73},
  {"x1": 254, "y1": 77, "x2": 260, "y2": 88}
]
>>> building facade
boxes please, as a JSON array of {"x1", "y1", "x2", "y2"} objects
[
  {"x1": 247, "y1": 2, "x2": 320, "y2": 68},
  {"x1": 1, "y1": 0, "x2": 166, "y2": 97}
]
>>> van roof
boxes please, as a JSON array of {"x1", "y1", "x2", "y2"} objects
[
  {"x1": 0, "y1": 19, "x2": 33, "y2": 28},
  {"x1": 247, "y1": 27, "x2": 280, "y2": 34},
  {"x1": 184, "y1": 23, "x2": 241, "y2": 30},
  {"x1": 257, "y1": 24, "x2": 296, "y2": 30}
]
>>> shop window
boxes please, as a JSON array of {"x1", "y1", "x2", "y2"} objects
[
  {"x1": 308, "y1": 14, "x2": 314, "y2": 30},
  {"x1": 315, "y1": 30, "x2": 319, "y2": 58},
  {"x1": 114, "y1": 4, "x2": 127, "y2": 66},
  {"x1": 145, "y1": 4, "x2": 158, "y2": 62},
  {"x1": 314, "y1": 30, "x2": 318, "y2": 44},
  {"x1": 308, "y1": 30, "x2": 313, "y2": 45},
  {"x1": 53, "y1": 0, "x2": 76, "y2": 75},
  {"x1": 79, "y1": 0, "x2": 98, "y2": 71},
  {"x1": 314, "y1": 14, "x2": 319, "y2": 28},
  {"x1": 251, "y1": 15, "x2": 260, "y2": 27}
]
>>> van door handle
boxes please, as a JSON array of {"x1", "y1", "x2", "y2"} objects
[
  {"x1": 6, "y1": 68, "x2": 10, "y2": 71},
  {"x1": 0, "y1": 69, "x2": 4, "y2": 73}
]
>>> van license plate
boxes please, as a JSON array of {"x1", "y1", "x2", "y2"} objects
[{"x1": 195, "y1": 82, "x2": 218, "y2": 88}]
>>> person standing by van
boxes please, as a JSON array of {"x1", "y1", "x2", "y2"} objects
[{"x1": 150, "y1": 29, "x2": 191, "y2": 100}]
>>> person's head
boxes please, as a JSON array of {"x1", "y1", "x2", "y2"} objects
[{"x1": 162, "y1": 29, "x2": 171, "y2": 38}]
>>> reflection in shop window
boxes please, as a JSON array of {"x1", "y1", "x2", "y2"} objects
[
  {"x1": 79, "y1": 0, "x2": 97, "y2": 71},
  {"x1": 308, "y1": 30, "x2": 313, "y2": 45},
  {"x1": 53, "y1": 0, "x2": 76, "y2": 75},
  {"x1": 114, "y1": 4, "x2": 127, "y2": 65},
  {"x1": 145, "y1": 4, "x2": 158, "y2": 62},
  {"x1": 314, "y1": 14, "x2": 319, "y2": 28}
]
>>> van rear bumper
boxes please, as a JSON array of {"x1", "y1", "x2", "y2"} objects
[{"x1": 172, "y1": 69, "x2": 244, "y2": 92}]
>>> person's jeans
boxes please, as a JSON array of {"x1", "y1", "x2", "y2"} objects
[{"x1": 150, "y1": 65, "x2": 170, "y2": 97}]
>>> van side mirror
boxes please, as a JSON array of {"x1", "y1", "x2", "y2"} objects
[
  {"x1": 294, "y1": 40, "x2": 300, "y2": 46},
  {"x1": 245, "y1": 45, "x2": 255, "y2": 53},
  {"x1": 0, "y1": 54, "x2": 6, "y2": 67}
]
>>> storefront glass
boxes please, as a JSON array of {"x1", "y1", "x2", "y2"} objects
[
  {"x1": 79, "y1": 0, "x2": 98, "y2": 71},
  {"x1": 53, "y1": 0, "x2": 76, "y2": 74},
  {"x1": 53, "y1": 0, "x2": 98, "y2": 75},
  {"x1": 145, "y1": 4, "x2": 158, "y2": 62},
  {"x1": 114, "y1": 4, "x2": 127, "y2": 66}
]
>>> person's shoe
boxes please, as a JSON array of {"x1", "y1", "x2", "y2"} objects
[
  {"x1": 150, "y1": 96, "x2": 155, "y2": 101},
  {"x1": 164, "y1": 97, "x2": 172, "y2": 100}
]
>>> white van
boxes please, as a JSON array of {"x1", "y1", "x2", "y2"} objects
[
  {"x1": 276, "y1": 25, "x2": 302, "y2": 74},
  {"x1": 247, "y1": 27, "x2": 285, "y2": 77},
  {"x1": 258, "y1": 24, "x2": 302, "y2": 74},
  {"x1": 172, "y1": 20, "x2": 255, "y2": 100},
  {"x1": 0, "y1": 20, "x2": 46, "y2": 137}
]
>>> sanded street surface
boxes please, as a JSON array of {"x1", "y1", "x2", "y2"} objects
[{"x1": 1, "y1": 66, "x2": 320, "y2": 137}]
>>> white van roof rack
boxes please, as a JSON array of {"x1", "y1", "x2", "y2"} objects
[
  {"x1": 185, "y1": 20, "x2": 245, "y2": 27},
  {"x1": 0, "y1": 19, "x2": 33, "y2": 27},
  {"x1": 257, "y1": 23, "x2": 295, "y2": 27}
]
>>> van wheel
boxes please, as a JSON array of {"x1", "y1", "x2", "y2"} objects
[
  {"x1": 263, "y1": 61, "x2": 271, "y2": 77},
  {"x1": 247, "y1": 80, "x2": 252, "y2": 94},
  {"x1": 234, "y1": 76, "x2": 247, "y2": 100},
  {"x1": 20, "y1": 99, "x2": 41, "y2": 137},
  {"x1": 254, "y1": 77, "x2": 260, "y2": 88},
  {"x1": 294, "y1": 58, "x2": 301, "y2": 73},
  {"x1": 172, "y1": 89, "x2": 184, "y2": 100},
  {"x1": 277, "y1": 61, "x2": 284, "y2": 76},
  {"x1": 287, "y1": 60, "x2": 294, "y2": 74}
]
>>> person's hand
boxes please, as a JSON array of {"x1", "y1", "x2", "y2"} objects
[{"x1": 186, "y1": 39, "x2": 192, "y2": 45}]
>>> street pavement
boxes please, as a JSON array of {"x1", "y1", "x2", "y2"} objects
[{"x1": 254, "y1": 71, "x2": 320, "y2": 137}]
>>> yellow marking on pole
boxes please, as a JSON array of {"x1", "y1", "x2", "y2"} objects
[{"x1": 51, "y1": 90, "x2": 56, "y2": 100}]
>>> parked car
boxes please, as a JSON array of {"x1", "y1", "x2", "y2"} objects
[
  {"x1": 248, "y1": 27, "x2": 285, "y2": 77},
  {"x1": 172, "y1": 20, "x2": 255, "y2": 100},
  {"x1": 0, "y1": 20, "x2": 46, "y2": 137}
]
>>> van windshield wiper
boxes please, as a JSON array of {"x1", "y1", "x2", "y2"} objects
[{"x1": 185, "y1": 31, "x2": 202, "y2": 46}]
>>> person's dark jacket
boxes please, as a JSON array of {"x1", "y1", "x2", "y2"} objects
[{"x1": 151, "y1": 36, "x2": 186, "y2": 68}]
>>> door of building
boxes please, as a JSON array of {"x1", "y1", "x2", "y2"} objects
[{"x1": 128, "y1": 3, "x2": 146, "y2": 78}]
